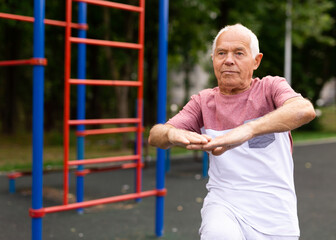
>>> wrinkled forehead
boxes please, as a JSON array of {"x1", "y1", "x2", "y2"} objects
[{"x1": 216, "y1": 29, "x2": 252, "y2": 51}]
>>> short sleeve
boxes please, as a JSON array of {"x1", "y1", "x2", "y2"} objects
[
  {"x1": 270, "y1": 77, "x2": 301, "y2": 108},
  {"x1": 167, "y1": 94, "x2": 203, "y2": 134}
]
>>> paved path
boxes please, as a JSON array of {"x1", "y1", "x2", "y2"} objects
[{"x1": 1, "y1": 141, "x2": 336, "y2": 239}]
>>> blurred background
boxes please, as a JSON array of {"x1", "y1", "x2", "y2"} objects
[{"x1": 0, "y1": 0, "x2": 335, "y2": 171}]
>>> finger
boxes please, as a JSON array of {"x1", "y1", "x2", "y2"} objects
[
  {"x1": 169, "y1": 132, "x2": 191, "y2": 146},
  {"x1": 212, "y1": 146, "x2": 227, "y2": 156},
  {"x1": 187, "y1": 133, "x2": 210, "y2": 144},
  {"x1": 172, "y1": 137, "x2": 190, "y2": 146},
  {"x1": 173, "y1": 133, "x2": 207, "y2": 146},
  {"x1": 186, "y1": 144, "x2": 206, "y2": 150},
  {"x1": 201, "y1": 134, "x2": 212, "y2": 142},
  {"x1": 201, "y1": 140, "x2": 222, "y2": 150}
]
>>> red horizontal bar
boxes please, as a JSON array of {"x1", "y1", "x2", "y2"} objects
[
  {"x1": 70, "y1": 37, "x2": 142, "y2": 49},
  {"x1": 8, "y1": 172, "x2": 24, "y2": 179},
  {"x1": 29, "y1": 189, "x2": 167, "y2": 217},
  {"x1": 0, "y1": 12, "x2": 88, "y2": 30},
  {"x1": 74, "y1": 0, "x2": 142, "y2": 12},
  {"x1": 69, "y1": 79, "x2": 141, "y2": 87},
  {"x1": 0, "y1": 58, "x2": 47, "y2": 67},
  {"x1": 76, "y1": 126, "x2": 138, "y2": 136},
  {"x1": 69, "y1": 154, "x2": 140, "y2": 166},
  {"x1": 30, "y1": 58, "x2": 48, "y2": 66},
  {"x1": 69, "y1": 118, "x2": 141, "y2": 125},
  {"x1": 0, "y1": 59, "x2": 31, "y2": 66},
  {"x1": 8, "y1": 168, "x2": 66, "y2": 179},
  {"x1": 76, "y1": 162, "x2": 142, "y2": 176}
]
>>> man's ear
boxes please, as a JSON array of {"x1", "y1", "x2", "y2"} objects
[{"x1": 253, "y1": 53, "x2": 263, "y2": 70}]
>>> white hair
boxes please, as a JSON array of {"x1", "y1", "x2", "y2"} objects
[{"x1": 212, "y1": 23, "x2": 260, "y2": 58}]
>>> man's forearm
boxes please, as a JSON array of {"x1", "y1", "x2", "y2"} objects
[
  {"x1": 193, "y1": 97, "x2": 316, "y2": 156},
  {"x1": 148, "y1": 124, "x2": 212, "y2": 149},
  {"x1": 247, "y1": 97, "x2": 316, "y2": 138}
]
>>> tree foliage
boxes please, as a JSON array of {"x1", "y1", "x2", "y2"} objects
[{"x1": 0, "y1": 0, "x2": 335, "y2": 134}]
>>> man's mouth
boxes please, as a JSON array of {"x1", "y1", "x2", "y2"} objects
[{"x1": 221, "y1": 70, "x2": 238, "y2": 74}]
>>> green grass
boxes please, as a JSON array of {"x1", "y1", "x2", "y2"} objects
[
  {"x1": 0, "y1": 131, "x2": 134, "y2": 172},
  {"x1": 317, "y1": 105, "x2": 336, "y2": 132},
  {"x1": 1, "y1": 106, "x2": 335, "y2": 172},
  {"x1": 292, "y1": 105, "x2": 336, "y2": 142},
  {"x1": 292, "y1": 131, "x2": 336, "y2": 142}
]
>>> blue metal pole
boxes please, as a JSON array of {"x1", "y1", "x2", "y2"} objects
[
  {"x1": 9, "y1": 179, "x2": 16, "y2": 194},
  {"x1": 155, "y1": 0, "x2": 169, "y2": 236},
  {"x1": 31, "y1": 0, "x2": 45, "y2": 239},
  {"x1": 76, "y1": 1, "x2": 87, "y2": 214},
  {"x1": 202, "y1": 151, "x2": 209, "y2": 178},
  {"x1": 165, "y1": 148, "x2": 171, "y2": 173}
]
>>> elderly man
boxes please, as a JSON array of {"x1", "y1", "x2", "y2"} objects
[{"x1": 149, "y1": 24, "x2": 316, "y2": 240}]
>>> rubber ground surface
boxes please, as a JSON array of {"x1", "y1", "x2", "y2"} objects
[{"x1": 1, "y1": 141, "x2": 336, "y2": 240}]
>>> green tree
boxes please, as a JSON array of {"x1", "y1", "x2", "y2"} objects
[
  {"x1": 0, "y1": 1, "x2": 33, "y2": 134},
  {"x1": 0, "y1": 0, "x2": 335, "y2": 134},
  {"x1": 167, "y1": 0, "x2": 221, "y2": 105},
  {"x1": 208, "y1": 0, "x2": 335, "y2": 103}
]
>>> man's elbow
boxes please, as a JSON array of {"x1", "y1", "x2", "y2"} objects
[
  {"x1": 148, "y1": 124, "x2": 171, "y2": 149},
  {"x1": 148, "y1": 133, "x2": 159, "y2": 147},
  {"x1": 148, "y1": 126, "x2": 158, "y2": 147},
  {"x1": 307, "y1": 107, "x2": 317, "y2": 122},
  {"x1": 299, "y1": 99, "x2": 316, "y2": 124},
  {"x1": 148, "y1": 135, "x2": 154, "y2": 146}
]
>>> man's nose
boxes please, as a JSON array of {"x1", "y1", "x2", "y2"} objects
[{"x1": 224, "y1": 53, "x2": 234, "y2": 65}]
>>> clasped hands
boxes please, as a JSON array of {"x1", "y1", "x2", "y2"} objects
[{"x1": 167, "y1": 125, "x2": 253, "y2": 156}]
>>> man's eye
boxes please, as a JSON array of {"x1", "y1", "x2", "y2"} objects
[{"x1": 236, "y1": 52, "x2": 244, "y2": 56}]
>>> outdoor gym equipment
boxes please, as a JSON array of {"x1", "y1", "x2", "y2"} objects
[{"x1": 0, "y1": 0, "x2": 169, "y2": 239}]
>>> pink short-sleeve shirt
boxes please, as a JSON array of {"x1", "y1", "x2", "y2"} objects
[{"x1": 167, "y1": 76, "x2": 302, "y2": 236}]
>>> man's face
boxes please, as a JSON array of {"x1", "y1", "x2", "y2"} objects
[{"x1": 212, "y1": 29, "x2": 262, "y2": 95}]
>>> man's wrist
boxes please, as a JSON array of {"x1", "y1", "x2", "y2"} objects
[
  {"x1": 165, "y1": 125, "x2": 176, "y2": 147},
  {"x1": 244, "y1": 121, "x2": 257, "y2": 139}
]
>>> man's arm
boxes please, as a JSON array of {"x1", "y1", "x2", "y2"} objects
[
  {"x1": 247, "y1": 96, "x2": 316, "y2": 136},
  {"x1": 188, "y1": 96, "x2": 316, "y2": 155},
  {"x1": 148, "y1": 123, "x2": 211, "y2": 149}
]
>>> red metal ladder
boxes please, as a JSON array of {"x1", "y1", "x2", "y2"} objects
[{"x1": 63, "y1": 0, "x2": 150, "y2": 205}]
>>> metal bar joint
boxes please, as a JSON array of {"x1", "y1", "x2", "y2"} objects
[
  {"x1": 29, "y1": 208, "x2": 46, "y2": 218},
  {"x1": 30, "y1": 58, "x2": 47, "y2": 66}
]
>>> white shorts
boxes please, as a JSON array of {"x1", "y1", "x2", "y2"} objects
[{"x1": 199, "y1": 202, "x2": 299, "y2": 240}]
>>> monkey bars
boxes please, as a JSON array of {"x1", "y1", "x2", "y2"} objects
[
  {"x1": 0, "y1": 12, "x2": 88, "y2": 29},
  {"x1": 61, "y1": 0, "x2": 147, "y2": 209},
  {"x1": 0, "y1": 11, "x2": 86, "y2": 68},
  {"x1": 0, "y1": 0, "x2": 168, "y2": 239}
]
